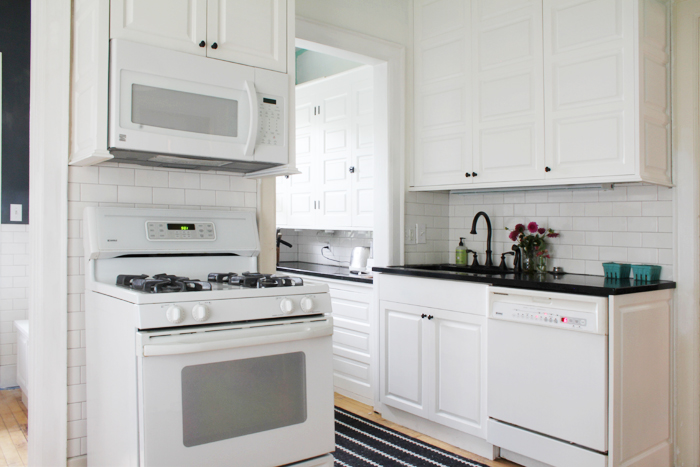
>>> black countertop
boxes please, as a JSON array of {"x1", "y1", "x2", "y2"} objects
[
  {"x1": 277, "y1": 261, "x2": 373, "y2": 284},
  {"x1": 373, "y1": 264, "x2": 676, "y2": 297}
]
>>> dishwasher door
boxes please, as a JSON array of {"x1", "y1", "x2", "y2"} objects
[{"x1": 487, "y1": 287, "x2": 608, "y2": 453}]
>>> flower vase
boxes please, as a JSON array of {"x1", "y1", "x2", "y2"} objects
[
  {"x1": 522, "y1": 249, "x2": 536, "y2": 274},
  {"x1": 535, "y1": 254, "x2": 548, "y2": 274}
]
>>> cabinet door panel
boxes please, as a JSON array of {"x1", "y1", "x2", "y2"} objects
[
  {"x1": 110, "y1": 0, "x2": 207, "y2": 56},
  {"x1": 413, "y1": 0, "x2": 473, "y2": 188},
  {"x1": 430, "y1": 312, "x2": 485, "y2": 437},
  {"x1": 380, "y1": 302, "x2": 428, "y2": 417},
  {"x1": 351, "y1": 71, "x2": 374, "y2": 228},
  {"x1": 206, "y1": 0, "x2": 287, "y2": 72},
  {"x1": 275, "y1": 175, "x2": 289, "y2": 226},
  {"x1": 543, "y1": 0, "x2": 636, "y2": 179},
  {"x1": 472, "y1": 0, "x2": 545, "y2": 183}
]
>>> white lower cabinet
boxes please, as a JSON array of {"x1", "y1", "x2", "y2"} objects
[
  {"x1": 278, "y1": 273, "x2": 374, "y2": 404},
  {"x1": 378, "y1": 274, "x2": 488, "y2": 440}
]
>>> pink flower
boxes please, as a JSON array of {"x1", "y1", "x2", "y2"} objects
[
  {"x1": 514, "y1": 223, "x2": 525, "y2": 233},
  {"x1": 508, "y1": 230, "x2": 518, "y2": 241},
  {"x1": 527, "y1": 222, "x2": 538, "y2": 233},
  {"x1": 538, "y1": 227, "x2": 545, "y2": 235},
  {"x1": 547, "y1": 232, "x2": 559, "y2": 238}
]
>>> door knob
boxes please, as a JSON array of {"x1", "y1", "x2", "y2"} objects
[
  {"x1": 421, "y1": 313, "x2": 427, "y2": 318},
  {"x1": 349, "y1": 166, "x2": 355, "y2": 173},
  {"x1": 472, "y1": 172, "x2": 478, "y2": 177},
  {"x1": 211, "y1": 42, "x2": 218, "y2": 49},
  {"x1": 465, "y1": 172, "x2": 471, "y2": 177},
  {"x1": 199, "y1": 41, "x2": 205, "y2": 47},
  {"x1": 545, "y1": 166, "x2": 551, "y2": 172},
  {"x1": 428, "y1": 315, "x2": 434, "y2": 320}
]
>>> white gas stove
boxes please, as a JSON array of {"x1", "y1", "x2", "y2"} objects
[{"x1": 84, "y1": 207, "x2": 335, "y2": 467}]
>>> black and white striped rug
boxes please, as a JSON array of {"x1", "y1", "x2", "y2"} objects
[{"x1": 334, "y1": 407, "x2": 490, "y2": 467}]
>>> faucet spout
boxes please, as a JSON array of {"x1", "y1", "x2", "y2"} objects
[{"x1": 470, "y1": 211, "x2": 493, "y2": 267}]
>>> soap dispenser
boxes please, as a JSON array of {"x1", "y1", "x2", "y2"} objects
[{"x1": 455, "y1": 237, "x2": 468, "y2": 265}]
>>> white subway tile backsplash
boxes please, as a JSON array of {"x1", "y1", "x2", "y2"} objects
[
  {"x1": 99, "y1": 167, "x2": 135, "y2": 186},
  {"x1": 169, "y1": 172, "x2": 200, "y2": 189},
  {"x1": 407, "y1": 186, "x2": 675, "y2": 279},
  {"x1": 81, "y1": 184, "x2": 118, "y2": 203},
  {"x1": 134, "y1": 169, "x2": 169, "y2": 188},
  {"x1": 185, "y1": 189, "x2": 216, "y2": 206}
]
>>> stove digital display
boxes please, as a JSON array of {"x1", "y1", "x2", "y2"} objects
[{"x1": 167, "y1": 223, "x2": 196, "y2": 231}]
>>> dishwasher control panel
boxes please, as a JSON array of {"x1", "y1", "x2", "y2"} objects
[
  {"x1": 488, "y1": 287, "x2": 607, "y2": 335},
  {"x1": 492, "y1": 302, "x2": 596, "y2": 332}
]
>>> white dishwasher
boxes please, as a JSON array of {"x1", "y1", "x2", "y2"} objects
[{"x1": 487, "y1": 287, "x2": 609, "y2": 467}]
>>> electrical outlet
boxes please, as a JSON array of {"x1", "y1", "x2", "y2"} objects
[
  {"x1": 416, "y1": 223, "x2": 427, "y2": 244},
  {"x1": 10, "y1": 205, "x2": 21, "y2": 222},
  {"x1": 405, "y1": 225, "x2": 416, "y2": 244}
]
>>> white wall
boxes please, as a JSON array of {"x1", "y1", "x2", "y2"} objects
[
  {"x1": 296, "y1": 50, "x2": 362, "y2": 84},
  {"x1": 66, "y1": 163, "x2": 257, "y2": 459},
  {"x1": 0, "y1": 225, "x2": 29, "y2": 388}
]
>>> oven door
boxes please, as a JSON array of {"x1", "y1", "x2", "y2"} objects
[{"x1": 136, "y1": 317, "x2": 335, "y2": 467}]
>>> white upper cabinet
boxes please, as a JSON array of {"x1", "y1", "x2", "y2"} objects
[
  {"x1": 411, "y1": 0, "x2": 671, "y2": 190},
  {"x1": 471, "y1": 0, "x2": 545, "y2": 183},
  {"x1": 278, "y1": 66, "x2": 374, "y2": 230},
  {"x1": 206, "y1": 0, "x2": 287, "y2": 73},
  {"x1": 413, "y1": 0, "x2": 473, "y2": 187},
  {"x1": 110, "y1": 0, "x2": 208, "y2": 57},
  {"x1": 110, "y1": 0, "x2": 287, "y2": 73}
]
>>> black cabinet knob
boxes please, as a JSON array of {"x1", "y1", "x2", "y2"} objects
[
  {"x1": 421, "y1": 313, "x2": 427, "y2": 318},
  {"x1": 211, "y1": 42, "x2": 218, "y2": 49},
  {"x1": 349, "y1": 166, "x2": 355, "y2": 173},
  {"x1": 428, "y1": 315, "x2": 434, "y2": 320},
  {"x1": 465, "y1": 172, "x2": 471, "y2": 178},
  {"x1": 199, "y1": 40, "x2": 206, "y2": 47},
  {"x1": 545, "y1": 166, "x2": 551, "y2": 172},
  {"x1": 472, "y1": 172, "x2": 478, "y2": 177}
]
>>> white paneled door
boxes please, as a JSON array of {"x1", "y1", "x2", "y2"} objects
[{"x1": 278, "y1": 66, "x2": 374, "y2": 230}]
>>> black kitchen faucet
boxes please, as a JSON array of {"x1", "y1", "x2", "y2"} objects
[{"x1": 470, "y1": 211, "x2": 493, "y2": 268}]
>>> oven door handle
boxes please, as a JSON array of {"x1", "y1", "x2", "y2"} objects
[{"x1": 141, "y1": 319, "x2": 332, "y2": 357}]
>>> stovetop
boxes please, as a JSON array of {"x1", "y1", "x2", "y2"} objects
[{"x1": 116, "y1": 272, "x2": 306, "y2": 293}]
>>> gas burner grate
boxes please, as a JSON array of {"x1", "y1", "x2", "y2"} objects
[{"x1": 118, "y1": 274, "x2": 212, "y2": 293}]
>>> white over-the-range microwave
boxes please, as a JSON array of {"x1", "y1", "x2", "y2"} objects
[{"x1": 108, "y1": 39, "x2": 289, "y2": 174}]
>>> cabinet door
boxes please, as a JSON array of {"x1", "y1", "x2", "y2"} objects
[
  {"x1": 287, "y1": 92, "x2": 317, "y2": 228},
  {"x1": 428, "y1": 309, "x2": 486, "y2": 438},
  {"x1": 206, "y1": 0, "x2": 287, "y2": 73},
  {"x1": 413, "y1": 0, "x2": 473, "y2": 188},
  {"x1": 350, "y1": 68, "x2": 375, "y2": 228},
  {"x1": 315, "y1": 77, "x2": 353, "y2": 228},
  {"x1": 543, "y1": 0, "x2": 636, "y2": 179},
  {"x1": 110, "y1": 0, "x2": 207, "y2": 56},
  {"x1": 379, "y1": 301, "x2": 429, "y2": 418},
  {"x1": 471, "y1": 0, "x2": 545, "y2": 183}
]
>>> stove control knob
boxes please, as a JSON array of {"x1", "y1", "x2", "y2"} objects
[
  {"x1": 279, "y1": 298, "x2": 295, "y2": 314},
  {"x1": 300, "y1": 296, "x2": 315, "y2": 313},
  {"x1": 191, "y1": 304, "x2": 211, "y2": 322},
  {"x1": 166, "y1": 305, "x2": 185, "y2": 324}
]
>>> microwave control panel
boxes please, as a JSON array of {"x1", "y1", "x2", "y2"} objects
[
  {"x1": 257, "y1": 95, "x2": 284, "y2": 146},
  {"x1": 146, "y1": 221, "x2": 216, "y2": 241}
]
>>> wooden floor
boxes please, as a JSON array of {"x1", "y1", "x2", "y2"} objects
[
  {"x1": 0, "y1": 389, "x2": 28, "y2": 467},
  {"x1": 335, "y1": 393, "x2": 520, "y2": 467}
]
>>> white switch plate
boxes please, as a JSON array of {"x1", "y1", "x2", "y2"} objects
[
  {"x1": 416, "y1": 223, "x2": 427, "y2": 244},
  {"x1": 10, "y1": 205, "x2": 22, "y2": 222},
  {"x1": 405, "y1": 225, "x2": 416, "y2": 244}
]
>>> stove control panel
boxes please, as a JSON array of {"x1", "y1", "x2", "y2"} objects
[{"x1": 146, "y1": 221, "x2": 216, "y2": 241}]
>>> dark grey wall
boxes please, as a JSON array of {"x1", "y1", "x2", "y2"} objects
[{"x1": 0, "y1": 0, "x2": 30, "y2": 224}]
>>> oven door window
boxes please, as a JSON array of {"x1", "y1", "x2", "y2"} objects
[
  {"x1": 131, "y1": 84, "x2": 239, "y2": 138},
  {"x1": 180, "y1": 352, "x2": 307, "y2": 447}
]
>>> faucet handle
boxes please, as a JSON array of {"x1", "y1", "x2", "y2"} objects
[
  {"x1": 499, "y1": 251, "x2": 515, "y2": 270},
  {"x1": 470, "y1": 251, "x2": 479, "y2": 267}
]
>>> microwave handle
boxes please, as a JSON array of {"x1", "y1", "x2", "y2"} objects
[
  {"x1": 244, "y1": 80, "x2": 259, "y2": 159},
  {"x1": 141, "y1": 318, "x2": 332, "y2": 357}
]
